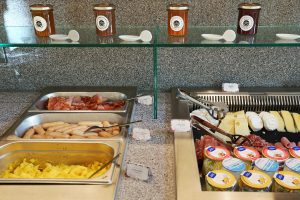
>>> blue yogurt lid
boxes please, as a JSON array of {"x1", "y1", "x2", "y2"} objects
[
  {"x1": 222, "y1": 157, "x2": 246, "y2": 172},
  {"x1": 254, "y1": 158, "x2": 279, "y2": 172},
  {"x1": 285, "y1": 158, "x2": 300, "y2": 173}
]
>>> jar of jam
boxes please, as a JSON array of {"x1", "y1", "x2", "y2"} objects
[
  {"x1": 167, "y1": 4, "x2": 189, "y2": 36},
  {"x1": 30, "y1": 4, "x2": 55, "y2": 37},
  {"x1": 237, "y1": 3, "x2": 261, "y2": 35},
  {"x1": 93, "y1": 3, "x2": 116, "y2": 37}
]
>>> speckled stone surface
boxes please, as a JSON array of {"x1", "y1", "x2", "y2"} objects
[
  {"x1": 1, "y1": 1, "x2": 300, "y2": 26},
  {"x1": 0, "y1": 92, "x2": 176, "y2": 200},
  {"x1": 158, "y1": 47, "x2": 300, "y2": 89}
]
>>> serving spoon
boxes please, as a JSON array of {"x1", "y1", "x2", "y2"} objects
[
  {"x1": 276, "y1": 33, "x2": 300, "y2": 40},
  {"x1": 49, "y1": 30, "x2": 80, "y2": 42},
  {"x1": 119, "y1": 30, "x2": 152, "y2": 42},
  {"x1": 201, "y1": 29, "x2": 236, "y2": 42}
]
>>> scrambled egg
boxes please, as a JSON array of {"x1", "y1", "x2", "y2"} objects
[{"x1": 1, "y1": 158, "x2": 108, "y2": 179}]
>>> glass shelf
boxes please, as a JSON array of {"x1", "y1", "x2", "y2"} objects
[
  {"x1": 0, "y1": 26, "x2": 156, "y2": 47},
  {"x1": 157, "y1": 25, "x2": 300, "y2": 47}
]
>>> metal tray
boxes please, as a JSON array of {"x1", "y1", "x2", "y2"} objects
[
  {"x1": 0, "y1": 141, "x2": 120, "y2": 184},
  {"x1": 3, "y1": 113, "x2": 126, "y2": 140},
  {"x1": 29, "y1": 92, "x2": 128, "y2": 113}
]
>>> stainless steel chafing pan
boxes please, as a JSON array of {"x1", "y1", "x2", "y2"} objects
[
  {"x1": 29, "y1": 92, "x2": 128, "y2": 113},
  {"x1": 3, "y1": 113, "x2": 126, "y2": 140},
  {"x1": 0, "y1": 141, "x2": 120, "y2": 184}
]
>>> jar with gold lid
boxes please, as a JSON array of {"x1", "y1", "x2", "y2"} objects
[
  {"x1": 237, "y1": 3, "x2": 261, "y2": 35},
  {"x1": 167, "y1": 4, "x2": 189, "y2": 36},
  {"x1": 93, "y1": 3, "x2": 116, "y2": 37},
  {"x1": 30, "y1": 4, "x2": 55, "y2": 37}
]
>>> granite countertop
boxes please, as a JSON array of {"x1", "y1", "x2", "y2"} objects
[{"x1": 0, "y1": 92, "x2": 176, "y2": 200}]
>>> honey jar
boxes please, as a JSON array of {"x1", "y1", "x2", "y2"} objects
[
  {"x1": 93, "y1": 3, "x2": 116, "y2": 37},
  {"x1": 30, "y1": 4, "x2": 55, "y2": 37},
  {"x1": 167, "y1": 4, "x2": 189, "y2": 36},
  {"x1": 237, "y1": 3, "x2": 261, "y2": 35}
]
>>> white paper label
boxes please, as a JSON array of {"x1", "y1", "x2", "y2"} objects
[
  {"x1": 126, "y1": 163, "x2": 152, "y2": 182},
  {"x1": 170, "y1": 16, "x2": 184, "y2": 32},
  {"x1": 33, "y1": 16, "x2": 47, "y2": 32},
  {"x1": 137, "y1": 95, "x2": 153, "y2": 105},
  {"x1": 132, "y1": 128, "x2": 151, "y2": 141},
  {"x1": 239, "y1": 15, "x2": 254, "y2": 31},
  {"x1": 171, "y1": 119, "x2": 191, "y2": 132},
  {"x1": 96, "y1": 15, "x2": 110, "y2": 31}
]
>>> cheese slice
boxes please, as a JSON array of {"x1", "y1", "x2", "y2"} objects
[
  {"x1": 218, "y1": 113, "x2": 235, "y2": 135},
  {"x1": 270, "y1": 111, "x2": 285, "y2": 132},
  {"x1": 281, "y1": 110, "x2": 297, "y2": 133},
  {"x1": 292, "y1": 113, "x2": 300, "y2": 132},
  {"x1": 234, "y1": 110, "x2": 246, "y2": 119},
  {"x1": 235, "y1": 117, "x2": 250, "y2": 136}
]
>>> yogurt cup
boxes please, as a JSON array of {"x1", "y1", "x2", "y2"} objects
[
  {"x1": 222, "y1": 157, "x2": 246, "y2": 180},
  {"x1": 289, "y1": 146, "x2": 300, "y2": 159},
  {"x1": 234, "y1": 146, "x2": 260, "y2": 169},
  {"x1": 284, "y1": 158, "x2": 300, "y2": 173},
  {"x1": 206, "y1": 170, "x2": 237, "y2": 191},
  {"x1": 262, "y1": 146, "x2": 289, "y2": 168},
  {"x1": 273, "y1": 171, "x2": 300, "y2": 193},
  {"x1": 254, "y1": 158, "x2": 279, "y2": 177},
  {"x1": 240, "y1": 170, "x2": 272, "y2": 192}
]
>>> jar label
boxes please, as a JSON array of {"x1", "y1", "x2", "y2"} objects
[
  {"x1": 170, "y1": 16, "x2": 184, "y2": 32},
  {"x1": 96, "y1": 15, "x2": 110, "y2": 31},
  {"x1": 33, "y1": 16, "x2": 47, "y2": 32},
  {"x1": 239, "y1": 15, "x2": 254, "y2": 32}
]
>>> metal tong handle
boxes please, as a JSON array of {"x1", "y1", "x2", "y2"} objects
[
  {"x1": 178, "y1": 89, "x2": 211, "y2": 110},
  {"x1": 89, "y1": 153, "x2": 120, "y2": 179},
  {"x1": 85, "y1": 120, "x2": 142, "y2": 133},
  {"x1": 191, "y1": 115, "x2": 252, "y2": 149}
]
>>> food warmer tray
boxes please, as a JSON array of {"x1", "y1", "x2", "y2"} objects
[
  {"x1": 1, "y1": 113, "x2": 127, "y2": 141},
  {"x1": 28, "y1": 86, "x2": 137, "y2": 113},
  {"x1": 0, "y1": 141, "x2": 120, "y2": 184},
  {"x1": 171, "y1": 87, "x2": 300, "y2": 200}
]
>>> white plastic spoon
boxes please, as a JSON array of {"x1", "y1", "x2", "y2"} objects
[
  {"x1": 201, "y1": 30, "x2": 236, "y2": 42},
  {"x1": 119, "y1": 30, "x2": 152, "y2": 42},
  {"x1": 49, "y1": 30, "x2": 80, "y2": 42},
  {"x1": 276, "y1": 34, "x2": 300, "y2": 40}
]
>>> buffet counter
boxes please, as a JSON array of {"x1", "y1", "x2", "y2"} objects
[{"x1": 0, "y1": 92, "x2": 176, "y2": 200}]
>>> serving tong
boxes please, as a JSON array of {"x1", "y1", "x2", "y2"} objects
[
  {"x1": 84, "y1": 120, "x2": 142, "y2": 133},
  {"x1": 191, "y1": 115, "x2": 252, "y2": 149},
  {"x1": 89, "y1": 153, "x2": 120, "y2": 179},
  {"x1": 177, "y1": 89, "x2": 229, "y2": 120}
]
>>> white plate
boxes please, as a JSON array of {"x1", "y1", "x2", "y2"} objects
[
  {"x1": 49, "y1": 34, "x2": 69, "y2": 41},
  {"x1": 276, "y1": 34, "x2": 300, "y2": 40},
  {"x1": 201, "y1": 34, "x2": 223, "y2": 41},
  {"x1": 119, "y1": 35, "x2": 140, "y2": 42}
]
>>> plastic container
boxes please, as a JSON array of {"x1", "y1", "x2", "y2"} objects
[
  {"x1": 289, "y1": 146, "x2": 300, "y2": 158},
  {"x1": 234, "y1": 146, "x2": 260, "y2": 169},
  {"x1": 167, "y1": 4, "x2": 189, "y2": 36},
  {"x1": 237, "y1": 3, "x2": 261, "y2": 35},
  {"x1": 240, "y1": 170, "x2": 272, "y2": 192},
  {"x1": 93, "y1": 3, "x2": 116, "y2": 36},
  {"x1": 262, "y1": 146, "x2": 290, "y2": 169},
  {"x1": 273, "y1": 171, "x2": 300, "y2": 193},
  {"x1": 254, "y1": 158, "x2": 279, "y2": 177},
  {"x1": 30, "y1": 4, "x2": 55, "y2": 37},
  {"x1": 284, "y1": 158, "x2": 300, "y2": 174},
  {"x1": 202, "y1": 146, "x2": 231, "y2": 176},
  {"x1": 206, "y1": 170, "x2": 237, "y2": 191},
  {"x1": 222, "y1": 157, "x2": 246, "y2": 180}
]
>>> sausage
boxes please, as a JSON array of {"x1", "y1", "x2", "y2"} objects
[
  {"x1": 31, "y1": 134, "x2": 48, "y2": 139},
  {"x1": 23, "y1": 128, "x2": 35, "y2": 139},
  {"x1": 112, "y1": 130, "x2": 120, "y2": 135},
  {"x1": 275, "y1": 142, "x2": 285, "y2": 149},
  {"x1": 42, "y1": 121, "x2": 65, "y2": 129},
  {"x1": 71, "y1": 130, "x2": 85, "y2": 136},
  {"x1": 47, "y1": 132, "x2": 70, "y2": 138},
  {"x1": 87, "y1": 135, "x2": 102, "y2": 139},
  {"x1": 290, "y1": 142, "x2": 296, "y2": 148},
  {"x1": 281, "y1": 137, "x2": 291, "y2": 148},
  {"x1": 83, "y1": 132, "x2": 98, "y2": 137},
  {"x1": 47, "y1": 123, "x2": 68, "y2": 132},
  {"x1": 102, "y1": 121, "x2": 111, "y2": 127},
  {"x1": 55, "y1": 124, "x2": 77, "y2": 132},
  {"x1": 63, "y1": 125, "x2": 88, "y2": 134},
  {"x1": 98, "y1": 131, "x2": 112, "y2": 138},
  {"x1": 78, "y1": 121, "x2": 103, "y2": 127},
  {"x1": 33, "y1": 125, "x2": 46, "y2": 135}
]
